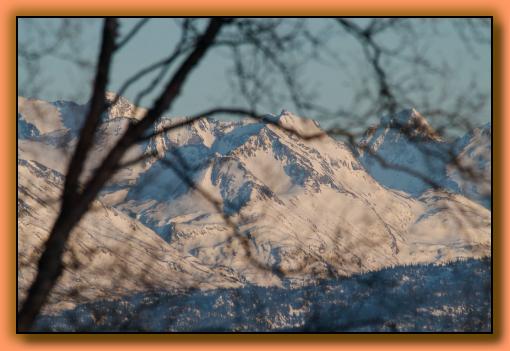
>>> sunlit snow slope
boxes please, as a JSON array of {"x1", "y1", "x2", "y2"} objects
[{"x1": 17, "y1": 95, "x2": 491, "y2": 309}]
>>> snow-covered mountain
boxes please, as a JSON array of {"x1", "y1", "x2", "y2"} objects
[
  {"x1": 18, "y1": 93, "x2": 145, "y2": 135},
  {"x1": 17, "y1": 95, "x2": 491, "y2": 313},
  {"x1": 18, "y1": 158, "x2": 244, "y2": 314},
  {"x1": 448, "y1": 123, "x2": 492, "y2": 208},
  {"x1": 359, "y1": 108, "x2": 491, "y2": 208},
  {"x1": 18, "y1": 94, "x2": 149, "y2": 183}
]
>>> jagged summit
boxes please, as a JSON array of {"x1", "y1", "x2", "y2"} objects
[
  {"x1": 18, "y1": 95, "x2": 491, "y2": 314},
  {"x1": 17, "y1": 93, "x2": 141, "y2": 138},
  {"x1": 103, "y1": 91, "x2": 147, "y2": 120},
  {"x1": 381, "y1": 108, "x2": 421, "y2": 124},
  {"x1": 358, "y1": 108, "x2": 451, "y2": 196},
  {"x1": 18, "y1": 91, "x2": 323, "y2": 140},
  {"x1": 259, "y1": 109, "x2": 322, "y2": 138},
  {"x1": 359, "y1": 108, "x2": 491, "y2": 207},
  {"x1": 377, "y1": 108, "x2": 441, "y2": 141}
]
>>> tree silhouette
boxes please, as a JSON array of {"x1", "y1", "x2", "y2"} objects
[{"x1": 17, "y1": 17, "x2": 491, "y2": 331}]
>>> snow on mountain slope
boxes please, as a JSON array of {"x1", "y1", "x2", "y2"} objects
[
  {"x1": 17, "y1": 95, "x2": 149, "y2": 192},
  {"x1": 358, "y1": 108, "x2": 491, "y2": 208},
  {"x1": 17, "y1": 94, "x2": 491, "y2": 293},
  {"x1": 18, "y1": 97, "x2": 68, "y2": 134},
  {"x1": 112, "y1": 109, "x2": 490, "y2": 286},
  {"x1": 18, "y1": 93, "x2": 146, "y2": 137},
  {"x1": 358, "y1": 108, "x2": 453, "y2": 196},
  {"x1": 18, "y1": 159, "x2": 244, "y2": 313},
  {"x1": 402, "y1": 191, "x2": 490, "y2": 263},
  {"x1": 448, "y1": 123, "x2": 491, "y2": 208},
  {"x1": 103, "y1": 91, "x2": 148, "y2": 120}
]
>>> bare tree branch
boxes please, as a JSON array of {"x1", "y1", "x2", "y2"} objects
[
  {"x1": 18, "y1": 17, "x2": 226, "y2": 331},
  {"x1": 17, "y1": 18, "x2": 491, "y2": 331},
  {"x1": 18, "y1": 18, "x2": 118, "y2": 331},
  {"x1": 116, "y1": 18, "x2": 150, "y2": 50}
]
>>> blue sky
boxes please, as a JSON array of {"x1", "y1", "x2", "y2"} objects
[{"x1": 18, "y1": 18, "x2": 491, "y2": 128}]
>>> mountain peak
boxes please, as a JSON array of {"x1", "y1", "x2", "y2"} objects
[
  {"x1": 381, "y1": 107, "x2": 423, "y2": 124},
  {"x1": 379, "y1": 108, "x2": 440, "y2": 141},
  {"x1": 18, "y1": 95, "x2": 492, "y2": 312},
  {"x1": 104, "y1": 92, "x2": 146, "y2": 120},
  {"x1": 271, "y1": 110, "x2": 321, "y2": 137},
  {"x1": 104, "y1": 91, "x2": 121, "y2": 101}
]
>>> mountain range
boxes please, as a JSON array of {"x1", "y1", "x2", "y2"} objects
[{"x1": 17, "y1": 94, "x2": 492, "y2": 326}]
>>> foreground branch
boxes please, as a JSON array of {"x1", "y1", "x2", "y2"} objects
[{"x1": 18, "y1": 17, "x2": 225, "y2": 331}]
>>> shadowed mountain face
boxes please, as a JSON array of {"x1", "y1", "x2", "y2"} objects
[
  {"x1": 17, "y1": 95, "x2": 491, "y2": 328},
  {"x1": 449, "y1": 123, "x2": 492, "y2": 208},
  {"x1": 358, "y1": 108, "x2": 491, "y2": 208}
]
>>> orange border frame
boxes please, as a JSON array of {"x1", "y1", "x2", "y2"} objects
[{"x1": 1, "y1": 1, "x2": 506, "y2": 350}]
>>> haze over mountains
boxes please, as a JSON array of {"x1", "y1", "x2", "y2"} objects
[{"x1": 17, "y1": 94, "x2": 491, "y2": 319}]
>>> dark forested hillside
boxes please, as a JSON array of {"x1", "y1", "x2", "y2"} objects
[{"x1": 34, "y1": 257, "x2": 491, "y2": 332}]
